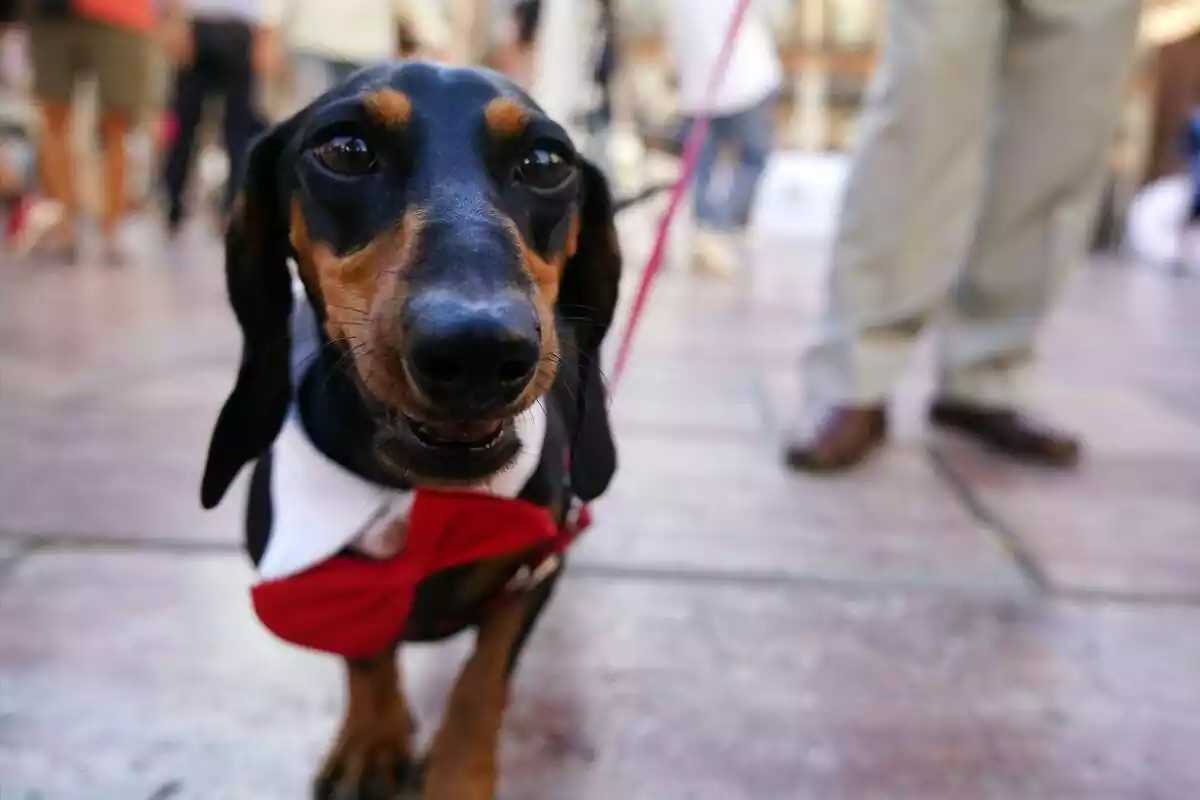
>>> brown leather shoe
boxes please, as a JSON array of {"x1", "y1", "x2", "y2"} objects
[
  {"x1": 930, "y1": 399, "x2": 1081, "y2": 468},
  {"x1": 784, "y1": 406, "x2": 888, "y2": 473}
]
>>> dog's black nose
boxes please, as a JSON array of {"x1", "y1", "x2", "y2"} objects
[{"x1": 404, "y1": 290, "x2": 541, "y2": 413}]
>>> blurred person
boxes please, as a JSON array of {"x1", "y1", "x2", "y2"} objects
[
  {"x1": 664, "y1": 0, "x2": 782, "y2": 277},
  {"x1": 1177, "y1": 84, "x2": 1200, "y2": 273},
  {"x1": 0, "y1": 77, "x2": 38, "y2": 248},
  {"x1": 785, "y1": 0, "x2": 1141, "y2": 473},
  {"x1": 494, "y1": 0, "x2": 540, "y2": 87},
  {"x1": 504, "y1": 0, "x2": 616, "y2": 153},
  {"x1": 586, "y1": 0, "x2": 617, "y2": 136},
  {"x1": 160, "y1": 0, "x2": 269, "y2": 234},
  {"x1": 0, "y1": 108, "x2": 32, "y2": 202},
  {"x1": 260, "y1": 0, "x2": 453, "y2": 110},
  {"x1": 0, "y1": 1, "x2": 26, "y2": 170},
  {"x1": 26, "y1": 0, "x2": 157, "y2": 262},
  {"x1": 396, "y1": 15, "x2": 419, "y2": 59},
  {"x1": 0, "y1": 13, "x2": 52, "y2": 253}
]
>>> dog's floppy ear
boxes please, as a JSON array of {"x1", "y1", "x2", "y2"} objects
[
  {"x1": 200, "y1": 123, "x2": 296, "y2": 509},
  {"x1": 559, "y1": 158, "x2": 622, "y2": 501},
  {"x1": 561, "y1": 158, "x2": 621, "y2": 355}
]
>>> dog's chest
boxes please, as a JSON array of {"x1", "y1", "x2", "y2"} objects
[
  {"x1": 253, "y1": 401, "x2": 552, "y2": 582},
  {"x1": 245, "y1": 400, "x2": 577, "y2": 656}
]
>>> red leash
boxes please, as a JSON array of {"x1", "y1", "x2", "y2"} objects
[{"x1": 608, "y1": 0, "x2": 756, "y2": 391}]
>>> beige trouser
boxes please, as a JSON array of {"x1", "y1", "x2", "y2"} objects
[{"x1": 805, "y1": 0, "x2": 1142, "y2": 408}]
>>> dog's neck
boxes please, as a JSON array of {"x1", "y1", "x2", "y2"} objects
[{"x1": 295, "y1": 336, "x2": 413, "y2": 490}]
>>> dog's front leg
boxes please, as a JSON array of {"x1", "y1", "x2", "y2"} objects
[
  {"x1": 422, "y1": 593, "x2": 534, "y2": 800},
  {"x1": 314, "y1": 648, "x2": 417, "y2": 800}
]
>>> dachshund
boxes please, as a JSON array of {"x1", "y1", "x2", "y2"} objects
[{"x1": 199, "y1": 62, "x2": 622, "y2": 799}]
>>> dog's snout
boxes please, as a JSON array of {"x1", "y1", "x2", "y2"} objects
[{"x1": 404, "y1": 291, "x2": 541, "y2": 412}]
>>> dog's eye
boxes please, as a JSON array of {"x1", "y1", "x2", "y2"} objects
[
  {"x1": 315, "y1": 135, "x2": 378, "y2": 176},
  {"x1": 513, "y1": 145, "x2": 576, "y2": 194}
]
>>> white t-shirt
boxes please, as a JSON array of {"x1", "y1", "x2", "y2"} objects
[
  {"x1": 262, "y1": 0, "x2": 451, "y2": 65},
  {"x1": 186, "y1": 0, "x2": 265, "y2": 23},
  {"x1": 665, "y1": 0, "x2": 783, "y2": 116}
]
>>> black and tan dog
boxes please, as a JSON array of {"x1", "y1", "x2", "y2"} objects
[{"x1": 199, "y1": 62, "x2": 622, "y2": 799}]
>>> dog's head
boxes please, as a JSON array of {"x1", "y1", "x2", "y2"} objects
[{"x1": 200, "y1": 63, "x2": 621, "y2": 507}]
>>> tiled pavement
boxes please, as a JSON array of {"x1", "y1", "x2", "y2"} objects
[{"x1": 2, "y1": 210, "x2": 1199, "y2": 800}]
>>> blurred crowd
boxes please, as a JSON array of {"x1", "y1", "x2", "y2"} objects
[
  {"x1": 0, "y1": 0, "x2": 467, "y2": 264},
  {"x1": 0, "y1": 0, "x2": 776, "y2": 272},
  {"x1": 0, "y1": 0, "x2": 1159, "y2": 473}
]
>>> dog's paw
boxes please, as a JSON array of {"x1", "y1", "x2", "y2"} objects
[
  {"x1": 313, "y1": 720, "x2": 418, "y2": 800},
  {"x1": 421, "y1": 768, "x2": 495, "y2": 800}
]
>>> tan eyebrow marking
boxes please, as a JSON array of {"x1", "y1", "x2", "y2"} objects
[
  {"x1": 364, "y1": 89, "x2": 412, "y2": 129},
  {"x1": 483, "y1": 98, "x2": 530, "y2": 139}
]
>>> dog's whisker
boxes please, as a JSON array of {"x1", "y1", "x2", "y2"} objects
[
  {"x1": 557, "y1": 376, "x2": 579, "y2": 408},
  {"x1": 556, "y1": 301, "x2": 606, "y2": 312},
  {"x1": 327, "y1": 344, "x2": 369, "y2": 381},
  {"x1": 317, "y1": 342, "x2": 372, "y2": 394},
  {"x1": 572, "y1": 347, "x2": 611, "y2": 384},
  {"x1": 290, "y1": 335, "x2": 359, "y2": 376},
  {"x1": 556, "y1": 303, "x2": 610, "y2": 320}
]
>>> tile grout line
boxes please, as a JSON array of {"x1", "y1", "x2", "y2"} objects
[
  {"x1": 567, "y1": 559, "x2": 1030, "y2": 599},
  {"x1": 0, "y1": 529, "x2": 1032, "y2": 599},
  {"x1": 0, "y1": 532, "x2": 242, "y2": 554},
  {"x1": 926, "y1": 444, "x2": 1052, "y2": 594},
  {"x1": 1056, "y1": 585, "x2": 1200, "y2": 609},
  {"x1": 5, "y1": 528, "x2": 1200, "y2": 608},
  {"x1": 0, "y1": 539, "x2": 38, "y2": 592}
]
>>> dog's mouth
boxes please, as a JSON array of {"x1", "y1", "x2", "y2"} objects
[
  {"x1": 408, "y1": 418, "x2": 505, "y2": 449},
  {"x1": 376, "y1": 413, "x2": 521, "y2": 484}
]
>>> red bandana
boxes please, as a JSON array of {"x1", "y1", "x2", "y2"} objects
[{"x1": 250, "y1": 490, "x2": 586, "y2": 658}]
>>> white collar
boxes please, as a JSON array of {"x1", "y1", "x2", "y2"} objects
[{"x1": 256, "y1": 403, "x2": 547, "y2": 581}]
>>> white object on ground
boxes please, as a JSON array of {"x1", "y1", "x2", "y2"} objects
[
  {"x1": 198, "y1": 147, "x2": 230, "y2": 194},
  {"x1": 1125, "y1": 173, "x2": 1193, "y2": 267},
  {"x1": 748, "y1": 149, "x2": 849, "y2": 243},
  {"x1": 691, "y1": 227, "x2": 740, "y2": 277},
  {"x1": 10, "y1": 198, "x2": 66, "y2": 257}
]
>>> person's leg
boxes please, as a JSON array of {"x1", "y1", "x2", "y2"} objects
[
  {"x1": 25, "y1": 18, "x2": 79, "y2": 254},
  {"x1": 931, "y1": 0, "x2": 1141, "y2": 464},
  {"x1": 787, "y1": 0, "x2": 1007, "y2": 471},
  {"x1": 163, "y1": 23, "x2": 211, "y2": 231},
  {"x1": 97, "y1": 118, "x2": 128, "y2": 242},
  {"x1": 585, "y1": 16, "x2": 616, "y2": 142},
  {"x1": 689, "y1": 115, "x2": 725, "y2": 229},
  {"x1": 688, "y1": 113, "x2": 742, "y2": 275},
  {"x1": 213, "y1": 20, "x2": 256, "y2": 219},
  {"x1": 90, "y1": 22, "x2": 151, "y2": 255},
  {"x1": 723, "y1": 92, "x2": 777, "y2": 230},
  {"x1": 496, "y1": 0, "x2": 541, "y2": 86}
]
